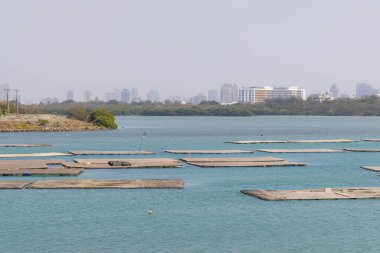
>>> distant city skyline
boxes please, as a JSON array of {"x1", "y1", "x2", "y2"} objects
[{"x1": 1, "y1": 0, "x2": 380, "y2": 103}]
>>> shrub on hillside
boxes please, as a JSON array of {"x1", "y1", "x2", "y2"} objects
[
  {"x1": 89, "y1": 109, "x2": 117, "y2": 129},
  {"x1": 67, "y1": 107, "x2": 89, "y2": 122}
]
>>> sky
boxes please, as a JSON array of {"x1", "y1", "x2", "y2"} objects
[{"x1": 1, "y1": 0, "x2": 380, "y2": 103}]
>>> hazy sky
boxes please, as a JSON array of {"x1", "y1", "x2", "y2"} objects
[{"x1": 1, "y1": 0, "x2": 380, "y2": 103}]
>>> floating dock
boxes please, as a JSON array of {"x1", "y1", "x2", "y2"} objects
[
  {"x1": 241, "y1": 187, "x2": 380, "y2": 201},
  {"x1": 257, "y1": 149, "x2": 341, "y2": 153},
  {"x1": 165, "y1": 150, "x2": 254, "y2": 154},
  {"x1": 0, "y1": 168, "x2": 83, "y2": 176},
  {"x1": 227, "y1": 139, "x2": 356, "y2": 144},
  {"x1": 0, "y1": 159, "x2": 65, "y2": 169},
  {"x1": 360, "y1": 166, "x2": 380, "y2": 172},
  {"x1": 180, "y1": 157, "x2": 305, "y2": 167},
  {"x1": 343, "y1": 148, "x2": 380, "y2": 152},
  {"x1": 0, "y1": 152, "x2": 71, "y2": 158},
  {"x1": 68, "y1": 150, "x2": 155, "y2": 155},
  {"x1": 71, "y1": 158, "x2": 181, "y2": 169},
  {"x1": 0, "y1": 144, "x2": 52, "y2": 147},
  {"x1": 0, "y1": 181, "x2": 34, "y2": 189},
  {"x1": 0, "y1": 179, "x2": 184, "y2": 189},
  {"x1": 363, "y1": 139, "x2": 380, "y2": 142}
]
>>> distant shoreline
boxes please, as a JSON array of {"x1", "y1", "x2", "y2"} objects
[{"x1": 21, "y1": 96, "x2": 380, "y2": 116}]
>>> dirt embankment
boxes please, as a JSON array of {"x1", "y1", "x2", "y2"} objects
[{"x1": 0, "y1": 114, "x2": 104, "y2": 132}]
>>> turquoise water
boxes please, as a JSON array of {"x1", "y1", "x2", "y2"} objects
[{"x1": 1, "y1": 116, "x2": 380, "y2": 252}]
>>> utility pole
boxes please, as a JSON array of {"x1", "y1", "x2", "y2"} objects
[
  {"x1": 5, "y1": 87, "x2": 10, "y2": 114},
  {"x1": 15, "y1": 90, "x2": 19, "y2": 115}
]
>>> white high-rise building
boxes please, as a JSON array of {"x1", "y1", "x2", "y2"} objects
[{"x1": 220, "y1": 84, "x2": 238, "y2": 103}]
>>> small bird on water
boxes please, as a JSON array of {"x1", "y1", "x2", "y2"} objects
[{"x1": 147, "y1": 210, "x2": 153, "y2": 215}]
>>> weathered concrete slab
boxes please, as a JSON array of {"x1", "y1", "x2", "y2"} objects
[
  {"x1": 29, "y1": 179, "x2": 184, "y2": 189},
  {"x1": 344, "y1": 148, "x2": 380, "y2": 152},
  {"x1": 0, "y1": 181, "x2": 34, "y2": 189},
  {"x1": 0, "y1": 168, "x2": 83, "y2": 176},
  {"x1": 0, "y1": 144, "x2": 52, "y2": 147},
  {"x1": 165, "y1": 150, "x2": 254, "y2": 154},
  {"x1": 360, "y1": 166, "x2": 380, "y2": 172},
  {"x1": 71, "y1": 158, "x2": 181, "y2": 168},
  {"x1": 242, "y1": 187, "x2": 380, "y2": 201},
  {"x1": 227, "y1": 139, "x2": 356, "y2": 144},
  {"x1": 180, "y1": 157, "x2": 285, "y2": 163},
  {"x1": 68, "y1": 150, "x2": 155, "y2": 155},
  {"x1": 187, "y1": 161, "x2": 305, "y2": 167},
  {"x1": 0, "y1": 153, "x2": 71, "y2": 158},
  {"x1": 257, "y1": 149, "x2": 341, "y2": 153},
  {"x1": 0, "y1": 159, "x2": 66, "y2": 170},
  {"x1": 226, "y1": 140, "x2": 287, "y2": 144}
]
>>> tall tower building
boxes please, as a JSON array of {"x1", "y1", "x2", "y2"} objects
[
  {"x1": 329, "y1": 84, "x2": 339, "y2": 98},
  {"x1": 131, "y1": 88, "x2": 138, "y2": 102},
  {"x1": 208, "y1": 89, "x2": 219, "y2": 102},
  {"x1": 121, "y1": 89, "x2": 131, "y2": 103},
  {"x1": 67, "y1": 90, "x2": 74, "y2": 101},
  {"x1": 220, "y1": 84, "x2": 238, "y2": 103},
  {"x1": 83, "y1": 89, "x2": 92, "y2": 102}
]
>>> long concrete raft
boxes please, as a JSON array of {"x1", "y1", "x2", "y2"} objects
[
  {"x1": 241, "y1": 187, "x2": 380, "y2": 201},
  {"x1": 0, "y1": 144, "x2": 52, "y2": 147},
  {"x1": 227, "y1": 139, "x2": 356, "y2": 144},
  {"x1": 68, "y1": 150, "x2": 155, "y2": 155},
  {"x1": 0, "y1": 168, "x2": 83, "y2": 176},
  {"x1": 257, "y1": 149, "x2": 341, "y2": 153},
  {"x1": 0, "y1": 179, "x2": 184, "y2": 189},
  {"x1": 165, "y1": 150, "x2": 254, "y2": 154},
  {"x1": 180, "y1": 157, "x2": 305, "y2": 167},
  {"x1": 0, "y1": 152, "x2": 71, "y2": 158},
  {"x1": 71, "y1": 158, "x2": 181, "y2": 169},
  {"x1": 344, "y1": 148, "x2": 380, "y2": 152},
  {"x1": 360, "y1": 166, "x2": 380, "y2": 172}
]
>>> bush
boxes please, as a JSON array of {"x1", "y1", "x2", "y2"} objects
[
  {"x1": 37, "y1": 119, "x2": 49, "y2": 126},
  {"x1": 67, "y1": 107, "x2": 89, "y2": 122},
  {"x1": 89, "y1": 109, "x2": 117, "y2": 129}
]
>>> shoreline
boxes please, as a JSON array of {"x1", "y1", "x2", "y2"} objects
[{"x1": 0, "y1": 114, "x2": 104, "y2": 132}]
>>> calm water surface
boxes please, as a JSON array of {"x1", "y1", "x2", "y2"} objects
[{"x1": 1, "y1": 116, "x2": 380, "y2": 253}]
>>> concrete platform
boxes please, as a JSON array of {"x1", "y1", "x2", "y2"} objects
[
  {"x1": 344, "y1": 149, "x2": 380, "y2": 152},
  {"x1": 0, "y1": 160, "x2": 67, "y2": 169},
  {"x1": 71, "y1": 158, "x2": 181, "y2": 168},
  {"x1": 0, "y1": 181, "x2": 34, "y2": 189},
  {"x1": 0, "y1": 168, "x2": 83, "y2": 176},
  {"x1": 7, "y1": 179, "x2": 184, "y2": 189},
  {"x1": 68, "y1": 150, "x2": 155, "y2": 155},
  {"x1": 227, "y1": 139, "x2": 356, "y2": 144},
  {"x1": 363, "y1": 139, "x2": 380, "y2": 142},
  {"x1": 0, "y1": 144, "x2": 52, "y2": 147},
  {"x1": 180, "y1": 157, "x2": 304, "y2": 167},
  {"x1": 165, "y1": 150, "x2": 254, "y2": 154},
  {"x1": 257, "y1": 149, "x2": 341, "y2": 153},
  {"x1": 0, "y1": 152, "x2": 71, "y2": 158},
  {"x1": 241, "y1": 187, "x2": 380, "y2": 201},
  {"x1": 360, "y1": 166, "x2": 380, "y2": 172}
]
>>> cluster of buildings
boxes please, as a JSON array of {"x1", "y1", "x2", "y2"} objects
[
  {"x1": 37, "y1": 82, "x2": 380, "y2": 105},
  {"x1": 196, "y1": 84, "x2": 306, "y2": 105},
  {"x1": 56, "y1": 84, "x2": 307, "y2": 105}
]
